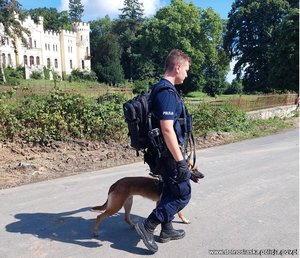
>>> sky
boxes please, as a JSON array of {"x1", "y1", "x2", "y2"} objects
[{"x1": 18, "y1": 0, "x2": 234, "y2": 21}]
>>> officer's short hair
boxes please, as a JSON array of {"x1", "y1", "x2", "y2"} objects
[{"x1": 164, "y1": 49, "x2": 191, "y2": 72}]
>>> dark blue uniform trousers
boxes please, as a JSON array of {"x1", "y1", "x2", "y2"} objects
[{"x1": 152, "y1": 167, "x2": 191, "y2": 223}]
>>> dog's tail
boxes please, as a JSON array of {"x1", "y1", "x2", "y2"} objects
[{"x1": 91, "y1": 200, "x2": 107, "y2": 211}]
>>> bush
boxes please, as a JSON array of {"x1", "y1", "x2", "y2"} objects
[
  {"x1": 188, "y1": 102, "x2": 251, "y2": 135},
  {"x1": 0, "y1": 90, "x2": 128, "y2": 144},
  {"x1": 132, "y1": 79, "x2": 158, "y2": 94},
  {"x1": 43, "y1": 67, "x2": 50, "y2": 80},
  {"x1": 1, "y1": 91, "x2": 285, "y2": 145},
  {"x1": 224, "y1": 79, "x2": 243, "y2": 94},
  {"x1": 70, "y1": 69, "x2": 98, "y2": 82},
  {"x1": 3, "y1": 66, "x2": 25, "y2": 85},
  {"x1": 30, "y1": 70, "x2": 43, "y2": 80}
]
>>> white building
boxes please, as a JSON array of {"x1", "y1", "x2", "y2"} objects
[{"x1": 0, "y1": 15, "x2": 91, "y2": 80}]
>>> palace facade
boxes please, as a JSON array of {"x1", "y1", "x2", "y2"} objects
[{"x1": 0, "y1": 15, "x2": 91, "y2": 80}]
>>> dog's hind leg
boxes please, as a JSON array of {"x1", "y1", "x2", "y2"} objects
[
  {"x1": 93, "y1": 212, "x2": 109, "y2": 237},
  {"x1": 124, "y1": 196, "x2": 134, "y2": 226},
  {"x1": 93, "y1": 192, "x2": 127, "y2": 237}
]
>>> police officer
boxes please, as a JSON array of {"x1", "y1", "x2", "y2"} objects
[{"x1": 135, "y1": 49, "x2": 192, "y2": 253}]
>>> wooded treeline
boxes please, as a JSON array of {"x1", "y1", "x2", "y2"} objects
[{"x1": 1, "y1": 0, "x2": 298, "y2": 95}]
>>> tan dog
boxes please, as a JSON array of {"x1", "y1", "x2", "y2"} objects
[{"x1": 92, "y1": 167, "x2": 204, "y2": 237}]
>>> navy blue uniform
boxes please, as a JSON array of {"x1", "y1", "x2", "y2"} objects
[{"x1": 150, "y1": 79, "x2": 191, "y2": 223}]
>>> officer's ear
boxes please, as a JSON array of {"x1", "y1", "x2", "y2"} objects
[{"x1": 175, "y1": 64, "x2": 181, "y2": 73}]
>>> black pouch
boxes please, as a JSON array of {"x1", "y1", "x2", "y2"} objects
[{"x1": 144, "y1": 148, "x2": 165, "y2": 175}]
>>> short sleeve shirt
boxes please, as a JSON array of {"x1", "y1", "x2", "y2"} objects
[{"x1": 151, "y1": 79, "x2": 185, "y2": 145}]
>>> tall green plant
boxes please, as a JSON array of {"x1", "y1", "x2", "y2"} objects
[
  {"x1": 224, "y1": 0, "x2": 296, "y2": 92},
  {"x1": 68, "y1": 0, "x2": 84, "y2": 22}
]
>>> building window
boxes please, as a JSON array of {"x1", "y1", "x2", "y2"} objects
[
  {"x1": 36, "y1": 56, "x2": 40, "y2": 65},
  {"x1": 81, "y1": 60, "x2": 84, "y2": 69},
  {"x1": 2, "y1": 53, "x2": 6, "y2": 67},
  {"x1": 53, "y1": 44, "x2": 55, "y2": 51},
  {"x1": 48, "y1": 44, "x2": 50, "y2": 50},
  {"x1": 34, "y1": 40, "x2": 37, "y2": 48},
  {"x1": 54, "y1": 59, "x2": 58, "y2": 68},
  {"x1": 29, "y1": 37, "x2": 33, "y2": 49},
  {"x1": 24, "y1": 55, "x2": 28, "y2": 65},
  {"x1": 29, "y1": 56, "x2": 34, "y2": 66},
  {"x1": 47, "y1": 58, "x2": 50, "y2": 68},
  {"x1": 45, "y1": 43, "x2": 47, "y2": 50},
  {"x1": 56, "y1": 45, "x2": 58, "y2": 51},
  {"x1": 7, "y1": 54, "x2": 12, "y2": 66},
  {"x1": 70, "y1": 60, "x2": 73, "y2": 69},
  {"x1": 81, "y1": 35, "x2": 83, "y2": 41}
]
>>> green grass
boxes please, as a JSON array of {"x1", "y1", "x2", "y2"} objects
[
  {"x1": 230, "y1": 116, "x2": 297, "y2": 143},
  {"x1": 185, "y1": 91, "x2": 297, "y2": 111}
]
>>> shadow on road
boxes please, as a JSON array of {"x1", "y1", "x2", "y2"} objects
[{"x1": 5, "y1": 207, "x2": 153, "y2": 255}]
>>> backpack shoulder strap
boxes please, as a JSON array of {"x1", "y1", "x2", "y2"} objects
[{"x1": 149, "y1": 81, "x2": 178, "y2": 109}]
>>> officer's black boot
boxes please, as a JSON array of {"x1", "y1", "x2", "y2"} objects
[
  {"x1": 135, "y1": 215, "x2": 160, "y2": 253},
  {"x1": 159, "y1": 221, "x2": 185, "y2": 243}
]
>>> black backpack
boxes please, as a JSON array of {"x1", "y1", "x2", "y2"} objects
[
  {"x1": 123, "y1": 83, "x2": 173, "y2": 154},
  {"x1": 123, "y1": 83, "x2": 197, "y2": 175}
]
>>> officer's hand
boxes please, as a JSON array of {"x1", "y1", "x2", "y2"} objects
[{"x1": 175, "y1": 160, "x2": 190, "y2": 182}]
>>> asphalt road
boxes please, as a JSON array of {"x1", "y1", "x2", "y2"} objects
[{"x1": 0, "y1": 129, "x2": 298, "y2": 258}]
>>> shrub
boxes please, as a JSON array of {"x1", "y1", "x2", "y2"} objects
[
  {"x1": 224, "y1": 79, "x2": 243, "y2": 94},
  {"x1": 43, "y1": 67, "x2": 50, "y2": 80},
  {"x1": 0, "y1": 91, "x2": 284, "y2": 145},
  {"x1": 188, "y1": 102, "x2": 251, "y2": 135},
  {"x1": 132, "y1": 79, "x2": 155, "y2": 94},
  {"x1": 3, "y1": 66, "x2": 24, "y2": 85},
  {"x1": 30, "y1": 70, "x2": 43, "y2": 80},
  {"x1": 70, "y1": 69, "x2": 98, "y2": 82}
]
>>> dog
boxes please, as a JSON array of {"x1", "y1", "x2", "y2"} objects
[{"x1": 91, "y1": 166, "x2": 204, "y2": 237}]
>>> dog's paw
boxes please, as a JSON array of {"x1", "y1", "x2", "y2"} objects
[{"x1": 182, "y1": 219, "x2": 191, "y2": 224}]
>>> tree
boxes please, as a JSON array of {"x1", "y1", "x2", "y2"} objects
[
  {"x1": 92, "y1": 34, "x2": 124, "y2": 84},
  {"x1": 134, "y1": 0, "x2": 229, "y2": 94},
  {"x1": 200, "y1": 8, "x2": 229, "y2": 96},
  {"x1": 0, "y1": 0, "x2": 30, "y2": 81},
  {"x1": 90, "y1": 18, "x2": 124, "y2": 84},
  {"x1": 0, "y1": 0, "x2": 30, "y2": 50},
  {"x1": 115, "y1": 0, "x2": 145, "y2": 80},
  {"x1": 224, "y1": 0, "x2": 294, "y2": 92},
  {"x1": 68, "y1": 0, "x2": 84, "y2": 23},
  {"x1": 27, "y1": 8, "x2": 73, "y2": 32},
  {"x1": 134, "y1": 0, "x2": 203, "y2": 92},
  {"x1": 119, "y1": 0, "x2": 144, "y2": 20},
  {"x1": 268, "y1": 8, "x2": 299, "y2": 92}
]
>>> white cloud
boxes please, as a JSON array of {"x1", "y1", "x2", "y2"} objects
[{"x1": 60, "y1": 0, "x2": 162, "y2": 21}]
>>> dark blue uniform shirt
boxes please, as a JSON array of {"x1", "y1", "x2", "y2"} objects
[{"x1": 151, "y1": 79, "x2": 185, "y2": 145}]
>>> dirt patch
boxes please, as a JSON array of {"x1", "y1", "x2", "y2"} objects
[
  {"x1": 1, "y1": 116, "x2": 298, "y2": 190},
  {"x1": 0, "y1": 132, "x2": 235, "y2": 189}
]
